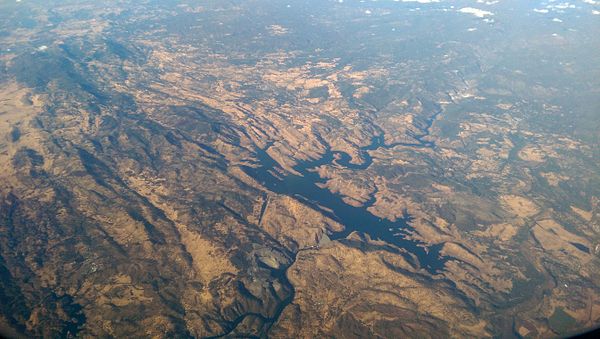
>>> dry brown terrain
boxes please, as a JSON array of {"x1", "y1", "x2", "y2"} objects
[{"x1": 0, "y1": 0, "x2": 599, "y2": 338}]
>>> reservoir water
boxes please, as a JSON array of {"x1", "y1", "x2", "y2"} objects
[{"x1": 243, "y1": 110, "x2": 447, "y2": 273}]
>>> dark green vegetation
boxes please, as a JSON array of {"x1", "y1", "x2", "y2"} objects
[{"x1": 549, "y1": 307, "x2": 578, "y2": 335}]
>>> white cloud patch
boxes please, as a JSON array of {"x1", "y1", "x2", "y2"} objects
[
  {"x1": 476, "y1": 0, "x2": 499, "y2": 5},
  {"x1": 458, "y1": 7, "x2": 494, "y2": 17},
  {"x1": 398, "y1": 0, "x2": 440, "y2": 3},
  {"x1": 548, "y1": 2, "x2": 576, "y2": 10}
]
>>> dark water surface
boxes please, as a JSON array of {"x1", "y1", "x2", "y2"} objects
[{"x1": 243, "y1": 110, "x2": 447, "y2": 273}]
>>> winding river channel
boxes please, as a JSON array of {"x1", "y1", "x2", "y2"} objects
[{"x1": 227, "y1": 110, "x2": 447, "y2": 337}]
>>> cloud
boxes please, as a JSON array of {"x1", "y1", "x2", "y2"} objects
[
  {"x1": 458, "y1": 7, "x2": 494, "y2": 18},
  {"x1": 398, "y1": 0, "x2": 440, "y2": 3}
]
